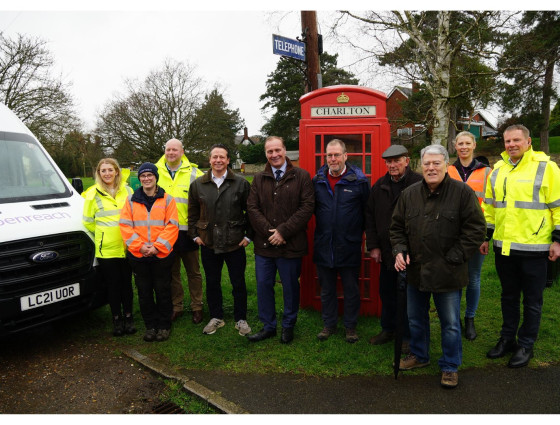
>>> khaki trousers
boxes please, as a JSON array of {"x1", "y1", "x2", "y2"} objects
[{"x1": 171, "y1": 249, "x2": 203, "y2": 313}]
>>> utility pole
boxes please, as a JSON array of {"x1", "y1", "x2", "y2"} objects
[{"x1": 301, "y1": 10, "x2": 321, "y2": 93}]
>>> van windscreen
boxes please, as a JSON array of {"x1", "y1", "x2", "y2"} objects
[{"x1": 0, "y1": 133, "x2": 71, "y2": 204}]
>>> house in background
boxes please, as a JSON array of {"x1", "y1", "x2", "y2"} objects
[
  {"x1": 386, "y1": 84, "x2": 426, "y2": 144},
  {"x1": 457, "y1": 110, "x2": 498, "y2": 139}
]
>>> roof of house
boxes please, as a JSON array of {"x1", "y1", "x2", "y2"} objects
[{"x1": 387, "y1": 86, "x2": 412, "y2": 99}]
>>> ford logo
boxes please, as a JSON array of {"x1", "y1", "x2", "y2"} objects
[{"x1": 30, "y1": 251, "x2": 59, "y2": 263}]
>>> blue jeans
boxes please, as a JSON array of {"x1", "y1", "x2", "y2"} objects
[
  {"x1": 463, "y1": 251, "x2": 486, "y2": 318},
  {"x1": 407, "y1": 284, "x2": 462, "y2": 372},
  {"x1": 316, "y1": 265, "x2": 360, "y2": 329},
  {"x1": 255, "y1": 255, "x2": 302, "y2": 331}
]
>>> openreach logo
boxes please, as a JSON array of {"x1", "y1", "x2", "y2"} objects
[{"x1": 0, "y1": 212, "x2": 72, "y2": 226}]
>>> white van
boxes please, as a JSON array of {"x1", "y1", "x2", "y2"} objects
[{"x1": 0, "y1": 103, "x2": 100, "y2": 336}]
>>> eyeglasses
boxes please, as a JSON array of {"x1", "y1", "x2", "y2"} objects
[
  {"x1": 139, "y1": 173, "x2": 155, "y2": 180},
  {"x1": 326, "y1": 153, "x2": 344, "y2": 159}
]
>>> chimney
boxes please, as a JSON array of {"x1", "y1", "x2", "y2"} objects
[
  {"x1": 412, "y1": 81, "x2": 419, "y2": 93},
  {"x1": 243, "y1": 127, "x2": 249, "y2": 141}
]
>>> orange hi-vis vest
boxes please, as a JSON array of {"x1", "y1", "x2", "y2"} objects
[
  {"x1": 448, "y1": 165, "x2": 492, "y2": 206},
  {"x1": 119, "y1": 192, "x2": 179, "y2": 259}
]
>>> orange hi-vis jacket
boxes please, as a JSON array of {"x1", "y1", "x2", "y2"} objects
[
  {"x1": 119, "y1": 188, "x2": 179, "y2": 259},
  {"x1": 448, "y1": 164, "x2": 492, "y2": 206}
]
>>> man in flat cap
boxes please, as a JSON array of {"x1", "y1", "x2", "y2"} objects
[{"x1": 365, "y1": 144, "x2": 422, "y2": 348}]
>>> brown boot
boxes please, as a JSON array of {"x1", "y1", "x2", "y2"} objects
[{"x1": 369, "y1": 330, "x2": 395, "y2": 345}]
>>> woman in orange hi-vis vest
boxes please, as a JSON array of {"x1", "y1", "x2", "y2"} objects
[
  {"x1": 119, "y1": 162, "x2": 179, "y2": 343},
  {"x1": 448, "y1": 131, "x2": 492, "y2": 341}
]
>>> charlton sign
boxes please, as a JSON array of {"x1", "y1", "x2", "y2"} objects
[{"x1": 272, "y1": 34, "x2": 306, "y2": 61}]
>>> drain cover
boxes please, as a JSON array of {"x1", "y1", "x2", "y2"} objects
[{"x1": 151, "y1": 401, "x2": 186, "y2": 414}]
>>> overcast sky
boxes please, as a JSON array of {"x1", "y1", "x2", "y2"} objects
[{"x1": 1, "y1": 1, "x2": 537, "y2": 135}]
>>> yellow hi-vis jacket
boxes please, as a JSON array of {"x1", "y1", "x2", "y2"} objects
[
  {"x1": 155, "y1": 154, "x2": 203, "y2": 231},
  {"x1": 482, "y1": 147, "x2": 560, "y2": 256},
  {"x1": 82, "y1": 168, "x2": 133, "y2": 258}
]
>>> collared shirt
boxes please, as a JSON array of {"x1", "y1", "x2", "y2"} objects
[
  {"x1": 211, "y1": 170, "x2": 227, "y2": 188},
  {"x1": 271, "y1": 162, "x2": 288, "y2": 181},
  {"x1": 166, "y1": 161, "x2": 182, "y2": 180}
]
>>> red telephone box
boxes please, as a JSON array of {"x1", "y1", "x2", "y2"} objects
[{"x1": 298, "y1": 85, "x2": 391, "y2": 316}]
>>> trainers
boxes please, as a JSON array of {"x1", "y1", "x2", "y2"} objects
[
  {"x1": 441, "y1": 371, "x2": 459, "y2": 388},
  {"x1": 143, "y1": 328, "x2": 157, "y2": 342},
  {"x1": 203, "y1": 318, "x2": 225, "y2": 335},
  {"x1": 345, "y1": 328, "x2": 359, "y2": 343},
  {"x1": 399, "y1": 354, "x2": 430, "y2": 370},
  {"x1": 317, "y1": 327, "x2": 337, "y2": 341},
  {"x1": 235, "y1": 320, "x2": 252, "y2": 336},
  {"x1": 156, "y1": 328, "x2": 171, "y2": 342}
]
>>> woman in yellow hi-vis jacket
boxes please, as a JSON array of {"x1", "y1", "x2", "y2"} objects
[{"x1": 83, "y1": 158, "x2": 134, "y2": 336}]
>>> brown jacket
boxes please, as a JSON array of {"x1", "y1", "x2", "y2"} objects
[{"x1": 247, "y1": 159, "x2": 314, "y2": 258}]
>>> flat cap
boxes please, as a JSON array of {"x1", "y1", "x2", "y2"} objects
[{"x1": 382, "y1": 144, "x2": 409, "y2": 159}]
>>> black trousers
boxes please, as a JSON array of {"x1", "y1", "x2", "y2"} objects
[
  {"x1": 97, "y1": 257, "x2": 133, "y2": 318},
  {"x1": 379, "y1": 266, "x2": 410, "y2": 339},
  {"x1": 129, "y1": 254, "x2": 174, "y2": 331},
  {"x1": 200, "y1": 245, "x2": 247, "y2": 322},
  {"x1": 495, "y1": 252, "x2": 548, "y2": 349}
]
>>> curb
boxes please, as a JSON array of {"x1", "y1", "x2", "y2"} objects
[{"x1": 122, "y1": 348, "x2": 249, "y2": 414}]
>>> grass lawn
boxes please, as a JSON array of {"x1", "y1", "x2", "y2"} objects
[{"x1": 65, "y1": 243, "x2": 560, "y2": 378}]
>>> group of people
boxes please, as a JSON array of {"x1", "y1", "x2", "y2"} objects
[{"x1": 82, "y1": 125, "x2": 560, "y2": 389}]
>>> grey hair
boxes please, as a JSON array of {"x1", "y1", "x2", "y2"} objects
[{"x1": 420, "y1": 144, "x2": 449, "y2": 163}]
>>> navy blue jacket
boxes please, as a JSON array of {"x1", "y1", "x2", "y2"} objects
[{"x1": 312, "y1": 163, "x2": 370, "y2": 268}]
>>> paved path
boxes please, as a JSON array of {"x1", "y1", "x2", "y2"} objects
[{"x1": 123, "y1": 349, "x2": 560, "y2": 414}]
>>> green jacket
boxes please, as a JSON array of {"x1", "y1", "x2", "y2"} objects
[
  {"x1": 390, "y1": 174, "x2": 486, "y2": 292},
  {"x1": 188, "y1": 168, "x2": 253, "y2": 254}
]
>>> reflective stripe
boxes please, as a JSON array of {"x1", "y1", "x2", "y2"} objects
[
  {"x1": 487, "y1": 223, "x2": 495, "y2": 229},
  {"x1": 494, "y1": 201, "x2": 507, "y2": 208},
  {"x1": 82, "y1": 215, "x2": 94, "y2": 223},
  {"x1": 533, "y1": 162, "x2": 547, "y2": 202},
  {"x1": 168, "y1": 218, "x2": 179, "y2": 226},
  {"x1": 494, "y1": 239, "x2": 551, "y2": 252},
  {"x1": 514, "y1": 201, "x2": 548, "y2": 210},
  {"x1": 556, "y1": 225, "x2": 560, "y2": 231},
  {"x1": 120, "y1": 218, "x2": 134, "y2": 227},
  {"x1": 548, "y1": 199, "x2": 560, "y2": 208},
  {"x1": 174, "y1": 197, "x2": 189, "y2": 204},
  {"x1": 475, "y1": 190, "x2": 484, "y2": 198},
  {"x1": 178, "y1": 224, "x2": 188, "y2": 231},
  {"x1": 191, "y1": 168, "x2": 198, "y2": 184},
  {"x1": 147, "y1": 220, "x2": 165, "y2": 226},
  {"x1": 96, "y1": 221, "x2": 120, "y2": 227},
  {"x1": 490, "y1": 169, "x2": 498, "y2": 202},
  {"x1": 156, "y1": 236, "x2": 172, "y2": 251},
  {"x1": 95, "y1": 195, "x2": 104, "y2": 210},
  {"x1": 96, "y1": 209, "x2": 121, "y2": 217},
  {"x1": 483, "y1": 197, "x2": 494, "y2": 205},
  {"x1": 126, "y1": 233, "x2": 139, "y2": 246}
]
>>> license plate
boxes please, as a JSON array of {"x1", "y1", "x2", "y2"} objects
[{"x1": 20, "y1": 283, "x2": 80, "y2": 311}]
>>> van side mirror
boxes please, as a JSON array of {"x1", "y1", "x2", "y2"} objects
[{"x1": 71, "y1": 177, "x2": 84, "y2": 194}]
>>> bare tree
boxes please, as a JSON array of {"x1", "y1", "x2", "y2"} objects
[
  {"x1": 96, "y1": 59, "x2": 205, "y2": 164},
  {"x1": 334, "y1": 11, "x2": 511, "y2": 147},
  {"x1": 0, "y1": 33, "x2": 79, "y2": 146}
]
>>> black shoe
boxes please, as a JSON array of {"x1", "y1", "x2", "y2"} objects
[
  {"x1": 247, "y1": 328, "x2": 277, "y2": 342},
  {"x1": 280, "y1": 327, "x2": 294, "y2": 344},
  {"x1": 487, "y1": 337, "x2": 517, "y2": 359},
  {"x1": 464, "y1": 317, "x2": 477, "y2": 341},
  {"x1": 112, "y1": 317, "x2": 124, "y2": 337},
  {"x1": 369, "y1": 330, "x2": 395, "y2": 345},
  {"x1": 124, "y1": 315, "x2": 137, "y2": 335},
  {"x1": 143, "y1": 328, "x2": 157, "y2": 342},
  {"x1": 508, "y1": 346, "x2": 534, "y2": 368}
]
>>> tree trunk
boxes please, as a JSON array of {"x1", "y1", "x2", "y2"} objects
[{"x1": 539, "y1": 58, "x2": 555, "y2": 154}]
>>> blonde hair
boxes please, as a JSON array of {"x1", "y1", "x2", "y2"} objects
[
  {"x1": 95, "y1": 158, "x2": 122, "y2": 197},
  {"x1": 454, "y1": 131, "x2": 476, "y2": 145}
]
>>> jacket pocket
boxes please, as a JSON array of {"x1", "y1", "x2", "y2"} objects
[
  {"x1": 438, "y1": 210, "x2": 459, "y2": 257},
  {"x1": 195, "y1": 220, "x2": 209, "y2": 244},
  {"x1": 226, "y1": 220, "x2": 245, "y2": 246}
]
